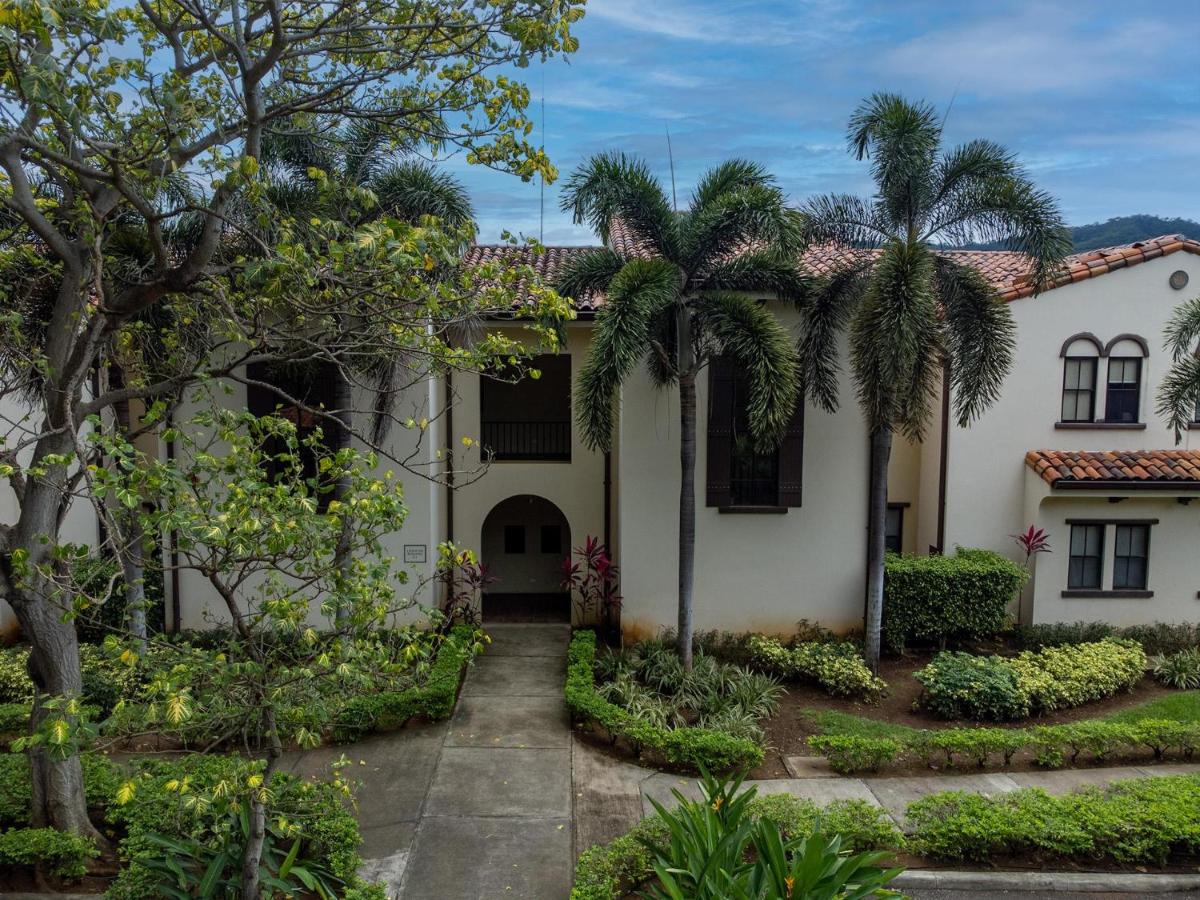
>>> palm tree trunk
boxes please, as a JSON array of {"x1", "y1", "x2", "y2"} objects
[
  {"x1": 864, "y1": 425, "x2": 892, "y2": 673},
  {"x1": 677, "y1": 369, "x2": 697, "y2": 671},
  {"x1": 330, "y1": 368, "x2": 353, "y2": 628}
]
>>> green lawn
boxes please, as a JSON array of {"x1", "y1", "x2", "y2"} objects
[{"x1": 805, "y1": 690, "x2": 1200, "y2": 737}]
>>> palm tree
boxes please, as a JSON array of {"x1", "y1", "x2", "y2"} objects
[
  {"x1": 260, "y1": 121, "x2": 474, "y2": 620},
  {"x1": 1156, "y1": 296, "x2": 1200, "y2": 443},
  {"x1": 559, "y1": 154, "x2": 806, "y2": 669},
  {"x1": 798, "y1": 94, "x2": 1071, "y2": 671}
]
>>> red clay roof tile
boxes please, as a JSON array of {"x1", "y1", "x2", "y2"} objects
[{"x1": 1025, "y1": 449, "x2": 1200, "y2": 486}]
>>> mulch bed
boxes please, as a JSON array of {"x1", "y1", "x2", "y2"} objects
[{"x1": 751, "y1": 652, "x2": 1175, "y2": 779}]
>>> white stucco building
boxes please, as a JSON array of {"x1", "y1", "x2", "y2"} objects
[{"x1": 3, "y1": 234, "x2": 1199, "y2": 638}]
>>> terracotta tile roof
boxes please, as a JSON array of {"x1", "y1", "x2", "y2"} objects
[
  {"x1": 1026, "y1": 449, "x2": 1200, "y2": 488},
  {"x1": 1001, "y1": 235, "x2": 1200, "y2": 301},
  {"x1": 465, "y1": 231, "x2": 1200, "y2": 311}
]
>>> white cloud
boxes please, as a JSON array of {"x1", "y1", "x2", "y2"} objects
[{"x1": 585, "y1": 0, "x2": 862, "y2": 47}]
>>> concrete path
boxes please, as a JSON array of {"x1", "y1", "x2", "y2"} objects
[
  {"x1": 574, "y1": 742, "x2": 1200, "y2": 846},
  {"x1": 399, "y1": 623, "x2": 572, "y2": 900}
]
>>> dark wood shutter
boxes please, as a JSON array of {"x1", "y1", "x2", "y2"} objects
[
  {"x1": 705, "y1": 358, "x2": 735, "y2": 507},
  {"x1": 777, "y1": 394, "x2": 804, "y2": 507}
]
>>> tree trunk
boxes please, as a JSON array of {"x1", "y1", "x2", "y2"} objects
[
  {"x1": 863, "y1": 426, "x2": 893, "y2": 673},
  {"x1": 330, "y1": 368, "x2": 354, "y2": 628},
  {"x1": 676, "y1": 371, "x2": 697, "y2": 671},
  {"x1": 241, "y1": 697, "x2": 282, "y2": 899},
  {"x1": 112, "y1": 395, "x2": 147, "y2": 650}
]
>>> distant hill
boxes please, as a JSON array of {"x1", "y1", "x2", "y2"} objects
[{"x1": 955, "y1": 215, "x2": 1199, "y2": 253}]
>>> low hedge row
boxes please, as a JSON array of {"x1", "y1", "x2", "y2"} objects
[
  {"x1": 883, "y1": 548, "x2": 1026, "y2": 652},
  {"x1": 566, "y1": 631, "x2": 763, "y2": 772},
  {"x1": 808, "y1": 718, "x2": 1200, "y2": 774},
  {"x1": 0, "y1": 827, "x2": 99, "y2": 878},
  {"x1": 909, "y1": 775, "x2": 1200, "y2": 865},
  {"x1": 0, "y1": 751, "x2": 122, "y2": 827},
  {"x1": 570, "y1": 794, "x2": 901, "y2": 900},
  {"x1": 747, "y1": 635, "x2": 886, "y2": 699},
  {"x1": 915, "y1": 639, "x2": 1146, "y2": 721},
  {"x1": 332, "y1": 625, "x2": 479, "y2": 742}
]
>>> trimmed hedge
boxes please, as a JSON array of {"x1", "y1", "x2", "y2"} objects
[
  {"x1": 748, "y1": 636, "x2": 886, "y2": 699},
  {"x1": 570, "y1": 794, "x2": 902, "y2": 900},
  {"x1": 806, "y1": 718, "x2": 1200, "y2": 774},
  {"x1": 0, "y1": 827, "x2": 98, "y2": 878},
  {"x1": 909, "y1": 775, "x2": 1200, "y2": 865},
  {"x1": 883, "y1": 548, "x2": 1026, "y2": 652},
  {"x1": 332, "y1": 625, "x2": 479, "y2": 741},
  {"x1": 915, "y1": 639, "x2": 1146, "y2": 721},
  {"x1": 566, "y1": 630, "x2": 763, "y2": 772}
]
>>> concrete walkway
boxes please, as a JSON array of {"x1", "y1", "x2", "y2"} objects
[
  {"x1": 399, "y1": 623, "x2": 572, "y2": 900},
  {"x1": 574, "y1": 742, "x2": 1200, "y2": 843}
]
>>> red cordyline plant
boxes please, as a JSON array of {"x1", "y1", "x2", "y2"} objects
[
  {"x1": 1011, "y1": 525, "x2": 1052, "y2": 567},
  {"x1": 560, "y1": 536, "x2": 621, "y2": 625}
]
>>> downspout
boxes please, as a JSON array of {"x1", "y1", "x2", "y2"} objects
[
  {"x1": 602, "y1": 451, "x2": 611, "y2": 551},
  {"x1": 443, "y1": 370, "x2": 454, "y2": 611},
  {"x1": 166, "y1": 408, "x2": 181, "y2": 633},
  {"x1": 935, "y1": 359, "x2": 950, "y2": 554}
]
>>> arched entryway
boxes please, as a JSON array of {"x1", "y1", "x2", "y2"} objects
[{"x1": 480, "y1": 494, "x2": 571, "y2": 622}]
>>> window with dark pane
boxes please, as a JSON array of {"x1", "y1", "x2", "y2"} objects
[
  {"x1": 480, "y1": 353, "x2": 571, "y2": 461},
  {"x1": 884, "y1": 505, "x2": 904, "y2": 554},
  {"x1": 1067, "y1": 523, "x2": 1104, "y2": 590},
  {"x1": 729, "y1": 372, "x2": 779, "y2": 506},
  {"x1": 1060, "y1": 357, "x2": 1096, "y2": 423},
  {"x1": 503, "y1": 524, "x2": 525, "y2": 554},
  {"x1": 1113, "y1": 524, "x2": 1149, "y2": 590},
  {"x1": 1104, "y1": 357, "x2": 1142, "y2": 423},
  {"x1": 539, "y1": 523, "x2": 562, "y2": 555}
]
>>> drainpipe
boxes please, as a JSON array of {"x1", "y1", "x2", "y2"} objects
[
  {"x1": 602, "y1": 451, "x2": 611, "y2": 551},
  {"x1": 166, "y1": 408, "x2": 181, "y2": 633},
  {"x1": 935, "y1": 360, "x2": 950, "y2": 554},
  {"x1": 443, "y1": 371, "x2": 454, "y2": 611}
]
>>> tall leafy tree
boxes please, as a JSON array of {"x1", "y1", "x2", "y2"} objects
[
  {"x1": 559, "y1": 154, "x2": 806, "y2": 669},
  {"x1": 1156, "y1": 295, "x2": 1200, "y2": 442},
  {"x1": 0, "y1": 0, "x2": 581, "y2": 838},
  {"x1": 798, "y1": 94, "x2": 1071, "y2": 671}
]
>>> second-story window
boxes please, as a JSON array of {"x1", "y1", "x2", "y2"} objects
[
  {"x1": 480, "y1": 354, "x2": 571, "y2": 461},
  {"x1": 1104, "y1": 357, "x2": 1142, "y2": 423},
  {"x1": 1060, "y1": 357, "x2": 1097, "y2": 423}
]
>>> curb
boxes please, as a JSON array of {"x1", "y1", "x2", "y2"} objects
[{"x1": 893, "y1": 869, "x2": 1200, "y2": 893}]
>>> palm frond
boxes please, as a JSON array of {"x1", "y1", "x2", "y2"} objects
[
  {"x1": 935, "y1": 258, "x2": 1015, "y2": 427},
  {"x1": 1155, "y1": 354, "x2": 1200, "y2": 445},
  {"x1": 1162, "y1": 296, "x2": 1200, "y2": 362},
  {"x1": 556, "y1": 248, "x2": 627, "y2": 300},
  {"x1": 697, "y1": 292, "x2": 799, "y2": 449},
  {"x1": 261, "y1": 117, "x2": 337, "y2": 180},
  {"x1": 699, "y1": 252, "x2": 813, "y2": 303},
  {"x1": 370, "y1": 160, "x2": 474, "y2": 232},
  {"x1": 559, "y1": 151, "x2": 677, "y2": 258},
  {"x1": 574, "y1": 259, "x2": 681, "y2": 451},
  {"x1": 680, "y1": 185, "x2": 804, "y2": 272},
  {"x1": 847, "y1": 93, "x2": 940, "y2": 231},
  {"x1": 691, "y1": 159, "x2": 772, "y2": 212},
  {"x1": 800, "y1": 194, "x2": 891, "y2": 249},
  {"x1": 930, "y1": 139, "x2": 1017, "y2": 208},
  {"x1": 849, "y1": 239, "x2": 940, "y2": 437},
  {"x1": 341, "y1": 118, "x2": 397, "y2": 186},
  {"x1": 794, "y1": 261, "x2": 870, "y2": 413}
]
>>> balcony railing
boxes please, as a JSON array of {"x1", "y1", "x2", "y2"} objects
[{"x1": 481, "y1": 420, "x2": 571, "y2": 461}]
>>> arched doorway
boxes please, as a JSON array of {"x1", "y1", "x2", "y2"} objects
[{"x1": 480, "y1": 495, "x2": 571, "y2": 622}]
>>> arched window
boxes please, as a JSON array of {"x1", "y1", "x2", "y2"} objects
[
  {"x1": 1059, "y1": 334, "x2": 1102, "y2": 424},
  {"x1": 1102, "y1": 336, "x2": 1149, "y2": 425}
]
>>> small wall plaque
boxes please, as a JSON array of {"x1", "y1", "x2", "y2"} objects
[{"x1": 403, "y1": 544, "x2": 427, "y2": 564}]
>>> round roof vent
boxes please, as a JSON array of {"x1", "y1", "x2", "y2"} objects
[{"x1": 1170, "y1": 270, "x2": 1189, "y2": 290}]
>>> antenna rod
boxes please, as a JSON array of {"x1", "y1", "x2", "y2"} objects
[{"x1": 665, "y1": 123, "x2": 677, "y2": 212}]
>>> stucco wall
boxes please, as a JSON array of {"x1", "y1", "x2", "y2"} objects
[
  {"x1": 943, "y1": 252, "x2": 1200, "y2": 621},
  {"x1": 1025, "y1": 487, "x2": 1200, "y2": 626},
  {"x1": 616, "y1": 304, "x2": 870, "y2": 638}
]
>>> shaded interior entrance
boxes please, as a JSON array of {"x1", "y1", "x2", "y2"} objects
[{"x1": 480, "y1": 494, "x2": 570, "y2": 622}]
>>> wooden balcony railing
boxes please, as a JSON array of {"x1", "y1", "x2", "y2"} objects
[{"x1": 481, "y1": 420, "x2": 571, "y2": 461}]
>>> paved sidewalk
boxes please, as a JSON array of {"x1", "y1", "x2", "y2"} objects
[{"x1": 398, "y1": 623, "x2": 572, "y2": 900}]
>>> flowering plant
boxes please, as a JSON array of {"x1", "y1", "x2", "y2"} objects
[{"x1": 560, "y1": 536, "x2": 621, "y2": 625}]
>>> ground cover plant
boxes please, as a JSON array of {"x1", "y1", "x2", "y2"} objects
[
  {"x1": 914, "y1": 639, "x2": 1145, "y2": 720},
  {"x1": 566, "y1": 631, "x2": 768, "y2": 771},
  {"x1": 748, "y1": 635, "x2": 886, "y2": 699},
  {"x1": 570, "y1": 770, "x2": 903, "y2": 900}
]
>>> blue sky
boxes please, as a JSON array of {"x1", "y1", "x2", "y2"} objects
[{"x1": 446, "y1": 0, "x2": 1199, "y2": 245}]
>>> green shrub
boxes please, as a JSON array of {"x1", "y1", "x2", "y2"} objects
[
  {"x1": 566, "y1": 631, "x2": 763, "y2": 773},
  {"x1": 0, "y1": 827, "x2": 98, "y2": 878},
  {"x1": 0, "y1": 648, "x2": 32, "y2": 704},
  {"x1": 1131, "y1": 718, "x2": 1200, "y2": 760},
  {"x1": 332, "y1": 625, "x2": 478, "y2": 741},
  {"x1": 914, "y1": 652, "x2": 1029, "y2": 720},
  {"x1": 748, "y1": 794, "x2": 902, "y2": 851},
  {"x1": 0, "y1": 702, "x2": 28, "y2": 737},
  {"x1": 0, "y1": 751, "x2": 121, "y2": 827},
  {"x1": 916, "y1": 640, "x2": 1145, "y2": 721},
  {"x1": 918, "y1": 727, "x2": 1029, "y2": 768},
  {"x1": 883, "y1": 548, "x2": 1025, "y2": 652},
  {"x1": 806, "y1": 735, "x2": 901, "y2": 774},
  {"x1": 908, "y1": 775, "x2": 1200, "y2": 865},
  {"x1": 1154, "y1": 649, "x2": 1200, "y2": 689},
  {"x1": 1015, "y1": 621, "x2": 1200, "y2": 655},
  {"x1": 748, "y1": 635, "x2": 885, "y2": 699}
]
